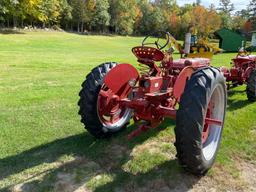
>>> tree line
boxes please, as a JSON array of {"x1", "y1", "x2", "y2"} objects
[{"x1": 0, "y1": 0, "x2": 255, "y2": 38}]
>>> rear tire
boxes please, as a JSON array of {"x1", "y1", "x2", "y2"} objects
[
  {"x1": 78, "y1": 62, "x2": 131, "y2": 138},
  {"x1": 246, "y1": 70, "x2": 256, "y2": 102},
  {"x1": 175, "y1": 67, "x2": 227, "y2": 175}
]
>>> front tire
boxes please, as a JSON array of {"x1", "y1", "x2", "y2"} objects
[
  {"x1": 78, "y1": 62, "x2": 132, "y2": 138},
  {"x1": 246, "y1": 70, "x2": 256, "y2": 102},
  {"x1": 175, "y1": 67, "x2": 227, "y2": 175}
]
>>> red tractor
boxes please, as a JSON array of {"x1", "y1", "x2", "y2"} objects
[
  {"x1": 78, "y1": 32, "x2": 227, "y2": 175},
  {"x1": 220, "y1": 51, "x2": 256, "y2": 101}
]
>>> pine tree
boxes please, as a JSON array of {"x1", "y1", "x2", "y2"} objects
[
  {"x1": 249, "y1": 0, "x2": 256, "y2": 17},
  {"x1": 218, "y1": 0, "x2": 234, "y2": 15}
]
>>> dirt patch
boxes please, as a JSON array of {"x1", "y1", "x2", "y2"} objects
[
  {"x1": 97, "y1": 144, "x2": 129, "y2": 171},
  {"x1": 239, "y1": 161, "x2": 256, "y2": 192},
  {"x1": 11, "y1": 183, "x2": 36, "y2": 192},
  {"x1": 7, "y1": 140, "x2": 256, "y2": 192},
  {"x1": 54, "y1": 172, "x2": 76, "y2": 192},
  {"x1": 9, "y1": 156, "x2": 97, "y2": 192},
  {"x1": 250, "y1": 126, "x2": 256, "y2": 135},
  {"x1": 53, "y1": 171, "x2": 92, "y2": 192},
  {"x1": 107, "y1": 144, "x2": 129, "y2": 159},
  {"x1": 119, "y1": 160, "x2": 254, "y2": 192}
]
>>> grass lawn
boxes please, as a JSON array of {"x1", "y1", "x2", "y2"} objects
[{"x1": 0, "y1": 31, "x2": 256, "y2": 192}]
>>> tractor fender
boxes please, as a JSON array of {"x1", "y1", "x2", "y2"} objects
[
  {"x1": 243, "y1": 67, "x2": 254, "y2": 81},
  {"x1": 173, "y1": 66, "x2": 195, "y2": 102},
  {"x1": 104, "y1": 63, "x2": 139, "y2": 98}
]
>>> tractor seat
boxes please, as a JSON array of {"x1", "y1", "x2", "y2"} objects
[{"x1": 132, "y1": 46, "x2": 165, "y2": 63}]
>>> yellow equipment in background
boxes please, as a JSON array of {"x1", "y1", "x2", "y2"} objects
[
  {"x1": 169, "y1": 34, "x2": 222, "y2": 59},
  {"x1": 190, "y1": 37, "x2": 222, "y2": 53}
]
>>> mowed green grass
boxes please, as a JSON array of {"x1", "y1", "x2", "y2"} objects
[{"x1": 0, "y1": 31, "x2": 256, "y2": 191}]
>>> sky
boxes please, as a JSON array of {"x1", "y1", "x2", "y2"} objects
[{"x1": 176, "y1": 0, "x2": 249, "y2": 12}]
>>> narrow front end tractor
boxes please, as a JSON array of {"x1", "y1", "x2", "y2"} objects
[
  {"x1": 78, "y1": 32, "x2": 227, "y2": 175},
  {"x1": 220, "y1": 51, "x2": 256, "y2": 101}
]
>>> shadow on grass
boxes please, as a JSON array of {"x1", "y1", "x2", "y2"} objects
[
  {"x1": 0, "y1": 120, "x2": 201, "y2": 191},
  {"x1": 0, "y1": 29, "x2": 25, "y2": 35},
  {"x1": 227, "y1": 89, "x2": 252, "y2": 111},
  {"x1": 66, "y1": 30, "x2": 119, "y2": 37}
]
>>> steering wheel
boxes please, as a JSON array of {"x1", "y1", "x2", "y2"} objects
[
  {"x1": 142, "y1": 32, "x2": 170, "y2": 50},
  {"x1": 237, "y1": 48, "x2": 251, "y2": 57}
]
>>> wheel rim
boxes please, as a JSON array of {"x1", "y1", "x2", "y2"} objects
[
  {"x1": 202, "y1": 84, "x2": 225, "y2": 161},
  {"x1": 97, "y1": 84, "x2": 132, "y2": 131}
]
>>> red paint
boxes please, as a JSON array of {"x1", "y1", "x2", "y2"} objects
[
  {"x1": 220, "y1": 54, "x2": 256, "y2": 88},
  {"x1": 202, "y1": 101, "x2": 223, "y2": 144},
  {"x1": 104, "y1": 64, "x2": 139, "y2": 96},
  {"x1": 202, "y1": 102, "x2": 213, "y2": 144},
  {"x1": 132, "y1": 46, "x2": 165, "y2": 62},
  {"x1": 173, "y1": 67, "x2": 195, "y2": 102},
  {"x1": 205, "y1": 118, "x2": 222, "y2": 126},
  {"x1": 97, "y1": 44, "x2": 220, "y2": 139}
]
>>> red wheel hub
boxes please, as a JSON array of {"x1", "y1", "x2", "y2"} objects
[
  {"x1": 97, "y1": 85, "x2": 126, "y2": 125},
  {"x1": 97, "y1": 64, "x2": 139, "y2": 126},
  {"x1": 202, "y1": 101, "x2": 213, "y2": 144},
  {"x1": 202, "y1": 100, "x2": 223, "y2": 144}
]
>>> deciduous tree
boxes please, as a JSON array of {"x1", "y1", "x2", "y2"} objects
[
  {"x1": 91, "y1": 0, "x2": 110, "y2": 32},
  {"x1": 109, "y1": 0, "x2": 137, "y2": 35}
]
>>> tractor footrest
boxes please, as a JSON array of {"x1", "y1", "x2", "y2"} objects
[{"x1": 145, "y1": 89, "x2": 172, "y2": 98}]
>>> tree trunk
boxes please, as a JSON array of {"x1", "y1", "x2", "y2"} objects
[
  {"x1": 13, "y1": 16, "x2": 16, "y2": 28},
  {"x1": 7, "y1": 19, "x2": 10, "y2": 28},
  {"x1": 70, "y1": 22, "x2": 73, "y2": 31},
  {"x1": 81, "y1": 22, "x2": 84, "y2": 33},
  {"x1": 77, "y1": 22, "x2": 80, "y2": 33}
]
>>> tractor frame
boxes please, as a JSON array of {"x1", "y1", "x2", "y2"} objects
[{"x1": 78, "y1": 32, "x2": 227, "y2": 175}]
